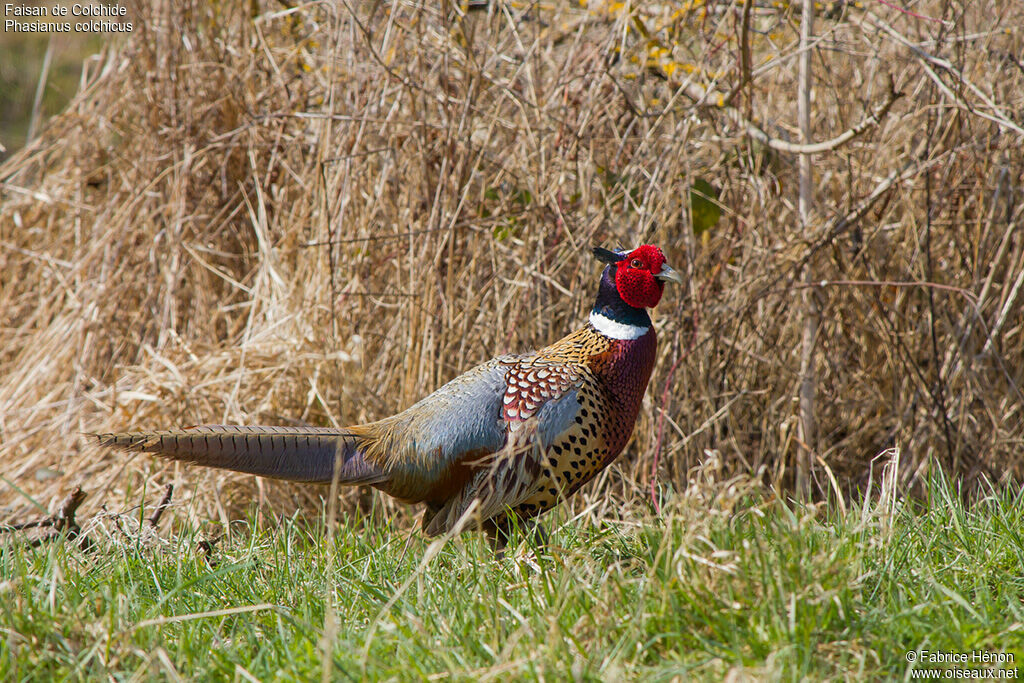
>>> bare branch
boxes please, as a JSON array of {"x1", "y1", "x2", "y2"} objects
[
  {"x1": 796, "y1": 0, "x2": 817, "y2": 500},
  {"x1": 147, "y1": 484, "x2": 174, "y2": 528},
  {"x1": 722, "y1": 0, "x2": 756, "y2": 110},
  {"x1": 860, "y1": 11, "x2": 1024, "y2": 138},
  {"x1": 681, "y1": 78, "x2": 903, "y2": 155}
]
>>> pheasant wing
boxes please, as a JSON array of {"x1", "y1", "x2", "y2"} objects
[
  {"x1": 353, "y1": 356, "x2": 517, "y2": 500},
  {"x1": 422, "y1": 362, "x2": 585, "y2": 536}
]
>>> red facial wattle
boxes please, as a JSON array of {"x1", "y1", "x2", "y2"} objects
[{"x1": 614, "y1": 245, "x2": 667, "y2": 309}]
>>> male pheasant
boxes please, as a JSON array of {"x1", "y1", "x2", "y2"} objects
[{"x1": 94, "y1": 245, "x2": 682, "y2": 547}]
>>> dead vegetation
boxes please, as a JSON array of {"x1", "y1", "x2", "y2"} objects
[{"x1": 1, "y1": 0, "x2": 1022, "y2": 530}]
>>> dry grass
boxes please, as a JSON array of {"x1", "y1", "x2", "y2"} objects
[{"x1": 1, "y1": 0, "x2": 1022, "y2": 528}]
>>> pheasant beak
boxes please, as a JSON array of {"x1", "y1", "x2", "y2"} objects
[{"x1": 655, "y1": 264, "x2": 684, "y2": 285}]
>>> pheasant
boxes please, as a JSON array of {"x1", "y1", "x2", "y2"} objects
[{"x1": 94, "y1": 245, "x2": 682, "y2": 548}]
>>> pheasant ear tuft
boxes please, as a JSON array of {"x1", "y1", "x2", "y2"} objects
[{"x1": 592, "y1": 247, "x2": 626, "y2": 264}]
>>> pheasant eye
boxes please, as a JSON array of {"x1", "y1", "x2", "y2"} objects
[{"x1": 630, "y1": 258, "x2": 643, "y2": 269}]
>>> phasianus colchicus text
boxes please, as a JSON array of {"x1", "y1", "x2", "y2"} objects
[{"x1": 94, "y1": 245, "x2": 683, "y2": 547}]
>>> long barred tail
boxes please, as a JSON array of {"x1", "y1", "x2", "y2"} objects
[{"x1": 92, "y1": 425, "x2": 387, "y2": 485}]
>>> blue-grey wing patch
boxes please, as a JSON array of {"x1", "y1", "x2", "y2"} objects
[{"x1": 367, "y1": 356, "x2": 518, "y2": 498}]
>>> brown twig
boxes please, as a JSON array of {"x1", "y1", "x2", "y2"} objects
[
  {"x1": 721, "y1": 0, "x2": 755, "y2": 110},
  {"x1": 0, "y1": 488, "x2": 89, "y2": 549},
  {"x1": 2, "y1": 487, "x2": 87, "y2": 536},
  {"x1": 147, "y1": 484, "x2": 174, "y2": 528},
  {"x1": 53, "y1": 487, "x2": 87, "y2": 532}
]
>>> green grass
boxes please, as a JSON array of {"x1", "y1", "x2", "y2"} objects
[{"x1": 2, "y1": 471, "x2": 1022, "y2": 681}]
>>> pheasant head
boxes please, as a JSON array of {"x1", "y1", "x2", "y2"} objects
[{"x1": 590, "y1": 245, "x2": 683, "y2": 339}]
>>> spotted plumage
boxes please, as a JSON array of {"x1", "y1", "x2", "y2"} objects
[{"x1": 93, "y1": 244, "x2": 683, "y2": 550}]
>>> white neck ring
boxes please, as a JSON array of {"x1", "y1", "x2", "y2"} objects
[{"x1": 589, "y1": 311, "x2": 650, "y2": 340}]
